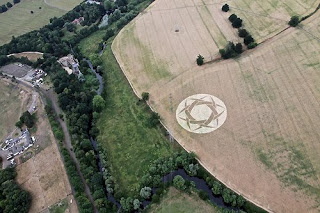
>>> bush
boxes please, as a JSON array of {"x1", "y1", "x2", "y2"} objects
[
  {"x1": 173, "y1": 175, "x2": 186, "y2": 190},
  {"x1": 0, "y1": 4, "x2": 8, "y2": 13},
  {"x1": 219, "y1": 42, "x2": 239, "y2": 59},
  {"x1": 222, "y1": 4, "x2": 229, "y2": 12},
  {"x1": 142, "y1": 92, "x2": 149, "y2": 101},
  {"x1": 103, "y1": 28, "x2": 115, "y2": 41},
  {"x1": 196, "y1": 54, "x2": 204, "y2": 66},
  {"x1": 232, "y1": 18, "x2": 243, "y2": 28},
  {"x1": 288, "y1": 15, "x2": 299, "y2": 27},
  {"x1": 244, "y1": 35, "x2": 254, "y2": 45},
  {"x1": 6, "y1": 2, "x2": 13, "y2": 8},
  {"x1": 235, "y1": 43, "x2": 242, "y2": 54},
  {"x1": 198, "y1": 190, "x2": 209, "y2": 200},
  {"x1": 211, "y1": 181, "x2": 222, "y2": 195},
  {"x1": 149, "y1": 112, "x2": 160, "y2": 127},
  {"x1": 228, "y1": 14, "x2": 237, "y2": 22},
  {"x1": 247, "y1": 42, "x2": 258, "y2": 49},
  {"x1": 238, "y1": 29, "x2": 248, "y2": 38},
  {"x1": 140, "y1": 187, "x2": 152, "y2": 199}
]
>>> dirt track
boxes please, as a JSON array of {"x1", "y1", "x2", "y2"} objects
[{"x1": 112, "y1": 0, "x2": 320, "y2": 211}]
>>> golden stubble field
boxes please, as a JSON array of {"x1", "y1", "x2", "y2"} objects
[{"x1": 112, "y1": 0, "x2": 320, "y2": 212}]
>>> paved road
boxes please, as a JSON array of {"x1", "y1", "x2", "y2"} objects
[{"x1": 15, "y1": 79, "x2": 98, "y2": 213}]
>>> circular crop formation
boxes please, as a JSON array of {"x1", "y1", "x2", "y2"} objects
[{"x1": 176, "y1": 94, "x2": 227, "y2": 134}]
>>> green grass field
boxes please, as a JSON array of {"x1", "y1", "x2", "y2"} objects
[
  {"x1": 146, "y1": 187, "x2": 219, "y2": 213},
  {"x1": 0, "y1": 0, "x2": 82, "y2": 45},
  {"x1": 0, "y1": 80, "x2": 23, "y2": 141},
  {"x1": 79, "y1": 31, "x2": 180, "y2": 196}
]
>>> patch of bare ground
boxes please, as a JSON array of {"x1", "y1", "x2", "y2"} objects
[{"x1": 113, "y1": 0, "x2": 320, "y2": 211}]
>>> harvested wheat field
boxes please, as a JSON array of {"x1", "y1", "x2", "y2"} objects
[{"x1": 113, "y1": 0, "x2": 320, "y2": 212}]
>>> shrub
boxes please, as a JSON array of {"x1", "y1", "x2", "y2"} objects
[
  {"x1": 103, "y1": 28, "x2": 115, "y2": 41},
  {"x1": 196, "y1": 54, "x2": 204, "y2": 66},
  {"x1": 219, "y1": 42, "x2": 239, "y2": 59},
  {"x1": 222, "y1": 4, "x2": 229, "y2": 12},
  {"x1": 198, "y1": 190, "x2": 209, "y2": 200},
  {"x1": 0, "y1": 5, "x2": 8, "y2": 13},
  {"x1": 289, "y1": 15, "x2": 299, "y2": 27},
  {"x1": 149, "y1": 112, "x2": 160, "y2": 127},
  {"x1": 244, "y1": 35, "x2": 254, "y2": 45},
  {"x1": 238, "y1": 29, "x2": 248, "y2": 38},
  {"x1": 228, "y1": 14, "x2": 237, "y2": 22},
  {"x1": 133, "y1": 199, "x2": 141, "y2": 210},
  {"x1": 142, "y1": 92, "x2": 149, "y2": 101},
  {"x1": 152, "y1": 194, "x2": 160, "y2": 203},
  {"x1": 232, "y1": 18, "x2": 243, "y2": 28},
  {"x1": 247, "y1": 42, "x2": 258, "y2": 49},
  {"x1": 235, "y1": 43, "x2": 243, "y2": 54},
  {"x1": 140, "y1": 187, "x2": 152, "y2": 199},
  {"x1": 173, "y1": 175, "x2": 186, "y2": 190},
  {"x1": 211, "y1": 181, "x2": 222, "y2": 195},
  {"x1": 6, "y1": 2, "x2": 13, "y2": 8}
]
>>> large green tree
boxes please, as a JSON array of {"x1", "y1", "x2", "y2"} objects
[{"x1": 93, "y1": 95, "x2": 105, "y2": 113}]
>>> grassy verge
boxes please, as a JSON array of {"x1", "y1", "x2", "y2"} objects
[
  {"x1": 145, "y1": 187, "x2": 219, "y2": 213},
  {"x1": 97, "y1": 41, "x2": 180, "y2": 197}
]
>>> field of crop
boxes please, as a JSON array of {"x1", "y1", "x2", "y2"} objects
[
  {"x1": 147, "y1": 187, "x2": 219, "y2": 213},
  {"x1": 79, "y1": 32, "x2": 181, "y2": 196},
  {"x1": 227, "y1": 0, "x2": 319, "y2": 42},
  {"x1": 0, "y1": 0, "x2": 82, "y2": 45},
  {"x1": 113, "y1": 0, "x2": 320, "y2": 211}
]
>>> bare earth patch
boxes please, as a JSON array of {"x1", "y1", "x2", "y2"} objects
[{"x1": 113, "y1": 0, "x2": 320, "y2": 212}]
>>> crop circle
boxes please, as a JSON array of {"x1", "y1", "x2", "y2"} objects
[{"x1": 176, "y1": 94, "x2": 227, "y2": 134}]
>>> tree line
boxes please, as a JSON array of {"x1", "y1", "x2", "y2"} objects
[{"x1": 0, "y1": 0, "x2": 20, "y2": 14}]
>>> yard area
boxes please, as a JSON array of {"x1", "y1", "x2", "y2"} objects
[
  {"x1": 79, "y1": 32, "x2": 181, "y2": 197},
  {"x1": 146, "y1": 187, "x2": 219, "y2": 213},
  {"x1": 0, "y1": 0, "x2": 82, "y2": 45}
]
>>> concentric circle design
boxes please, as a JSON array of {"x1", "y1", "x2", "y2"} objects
[{"x1": 176, "y1": 94, "x2": 227, "y2": 134}]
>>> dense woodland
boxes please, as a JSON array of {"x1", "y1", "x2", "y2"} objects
[
  {"x1": 0, "y1": 168, "x2": 31, "y2": 213},
  {"x1": 0, "y1": 0, "x2": 266, "y2": 212}
]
